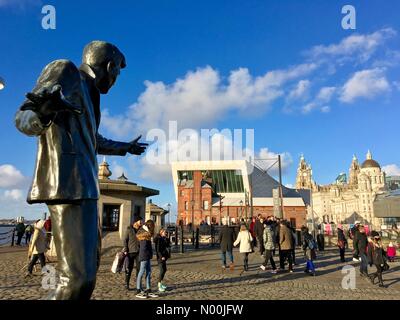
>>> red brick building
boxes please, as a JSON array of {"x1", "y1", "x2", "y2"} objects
[{"x1": 172, "y1": 160, "x2": 309, "y2": 230}]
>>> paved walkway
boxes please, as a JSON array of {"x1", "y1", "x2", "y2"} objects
[{"x1": 0, "y1": 246, "x2": 399, "y2": 300}]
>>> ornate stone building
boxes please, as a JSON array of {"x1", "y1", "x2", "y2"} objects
[{"x1": 296, "y1": 151, "x2": 387, "y2": 229}]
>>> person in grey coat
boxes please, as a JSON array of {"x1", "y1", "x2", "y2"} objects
[
  {"x1": 123, "y1": 216, "x2": 143, "y2": 290},
  {"x1": 218, "y1": 223, "x2": 235, "y2": 269}
]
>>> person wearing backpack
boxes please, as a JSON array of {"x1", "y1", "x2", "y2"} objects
[
  {"x1": 233, "y1": 224, "x2": 253, "y2": 271},
  {"x1": 301, "y1": 226, "x2": 317, "y2": 276}
]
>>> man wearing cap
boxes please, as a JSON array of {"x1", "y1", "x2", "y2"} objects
[{"x1": 15, "y1": 41, "x2": 147, "y2": 299}]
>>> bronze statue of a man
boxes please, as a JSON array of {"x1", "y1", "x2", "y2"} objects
[{"x1": 15, "y1": 41, "x2": 146, "y2": 299}]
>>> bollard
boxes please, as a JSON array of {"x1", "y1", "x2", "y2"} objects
[
  {"x1": 211, "y1": 224, "x2": 215, "y2": 247},
  {"x1": 11, "y1": 229, "x2": 15, "y2": 247},
  {"x1": 180, "y1": 227, "x2": 184, "y2": 253},
  {"x1": 175, "y1": 226, "x2": 178, "y2": 246},
  {"x1": 195, "y1": 227, "x2": 199, "y2": 249}
]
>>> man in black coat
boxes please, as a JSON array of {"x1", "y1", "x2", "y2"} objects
[
  {"x1": 254, "y1": 214, "x2": 265, "y2": 255},
  {"x1": 357, "y1": 225, "x2": 369, "y2": 277},
  {"x1": 218, "y1": 223, "x2": 235, "y2": 269},
  {"x1": 349, "y1": 221, "x2": 361, "y2": 261},
  {"x1": 123, "y1": 216, "x2": 143, "y2": 290}
]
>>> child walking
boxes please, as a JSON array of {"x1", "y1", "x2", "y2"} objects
[{"x1": 154, "y1": 228, "x2": 171, "y2": 293}]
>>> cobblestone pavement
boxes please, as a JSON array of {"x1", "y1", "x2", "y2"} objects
[{"x1": 0, "y1": 245, "x2": 399, "y2": 300}]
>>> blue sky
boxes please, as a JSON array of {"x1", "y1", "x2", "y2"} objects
[{"x1": 0, "y1": 0, "x2": 399, "y2": 220}]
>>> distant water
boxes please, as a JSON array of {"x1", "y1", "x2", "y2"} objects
[{"x1": 0, "y1": 226, "x2": 14, "y2": 246}]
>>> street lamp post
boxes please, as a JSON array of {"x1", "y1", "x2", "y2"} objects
[
  {"x1": 239, "y1": 199, "x2": 243, "y2": 221},
  {"x1": 167, "y1": 203, "x2": 171, "y2": 226},
  {"x1": 191, "y1": 200, "x2": 195, "y2": 245}
]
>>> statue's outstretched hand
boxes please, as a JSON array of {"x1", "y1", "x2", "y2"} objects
[
  {"x1": 22, "y1": 84, "x2": 82, "y2": 118},
  {"x1": 127, "y1": 135, "x2": 148, "y2": 155}
]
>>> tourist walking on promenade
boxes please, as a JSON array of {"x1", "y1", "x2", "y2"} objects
[
  {"x1": 218, "y1": 221, "x2": 235, "y2": 270},
  {"x1": 368, "y1": 231, "x2": 388, "y2": 288},
  {"x1": 357, "y1": 225, "x2": 369, "y2": 277},
  {"x1": 349, "y1": 221, "x2": 361, "y2": 261},
  {"x1": 301, "y1": 226, "x2": 317, "y2": 276},
  {"x1": 271, "y1": 217, "x2": 279, "y2": 256},
  {"x1": 279, "y1": 220, "x2": 294, "y2": 272},
  {"x1": 26, "y1": 220, "x2": 47, "y2": 277},
  {"x1": 154, "y1": 228, "x2": 171, "y2": 292},
  {"x1": 136, "y1": 220, "x2": 158, "y2": 299},
  {"x1": 288, "y1": 222, "x2": 297, "y2": 265},
  {"x1": 254, "y1": 214, "x2": 265, "y2": 256},
  {"x1": 15, "y1": 221, "x2": 25, "y2": 246},
  {"x1": 337, "y1": 225, "x2": 347, "y2": 262},
  {"x1": 123, "y1": 217, "x2": 142, "y2": 290},
  {"x1": 25, "y1": 224, "x2": 33, "y2": 245},
  {"x1": 234, "y1": 224, "x2": 253, "y2": 271},
  {"x1": 260, "y1": 220, "x2": 277, "y2": 273}
]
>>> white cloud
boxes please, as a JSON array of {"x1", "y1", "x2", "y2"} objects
[
  {"x1": 4, "y1": 189, "x2": 23, "y2": 201},
  {"x1": 316, "y1": 86, "x2": 336, "y2": 103},
  {"x1": 285, "y1": 183, "x2": 293, "y2": 189},
  {"x1": 101, "y1": 63, "x2": 318, "y2": 138},
  {"x1": 0, "y1": 164, "x2": 29, "y2": 189},
  {"x1": 320, "y1": 106, "x2": 331, "y2": 113},
  {"x1": 382, "y1": 164, "x2": 400, "y2": 176},
  {"x1": 308, "y1": 28, "x2": 397, "y2": 64},
  {"x1": 340, "y1": 68, "x2": 390, "y2": 103},
  {"x1": 287, "y1": 80, "x2": 311, "y2": 101}
]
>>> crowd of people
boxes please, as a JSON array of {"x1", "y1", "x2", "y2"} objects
[
  {"x1": 122, "y1": 217, "x2": 171, "y2": 299},
  {"x1": 219, "y1": 215, "x2": 315, "y2": 275},
  {"x1": 14, "y1": 216, "x2": 51, "y2": 247},
  {"x1": 20, "y1": 213, "x2": 396, "y2": 297},
  {"x1": 346, "y1": 220, "x2": 395, "y2": 287},
  {"x1": 216, "y1": 215, "x2": 396, "y2": 287}
]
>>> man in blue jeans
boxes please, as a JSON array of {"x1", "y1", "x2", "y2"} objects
[{"x1": 218, "y1": 222, "x2": 235, "y2": 270}]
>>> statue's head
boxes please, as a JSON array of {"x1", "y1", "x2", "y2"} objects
[{"x1": 82, "y1": 41, "x2": 126, "y2": 94}]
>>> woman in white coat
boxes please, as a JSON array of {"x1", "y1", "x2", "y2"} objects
[{"x1": 234, "y1": 224, "x2": 253, "y2": 271}]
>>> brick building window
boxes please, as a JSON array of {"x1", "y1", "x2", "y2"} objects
[
  {"x1": 185, "y1": 201, "x2": 188, "y2": 210},
  {"x1": 203, "y1": 200, "x2": 209, "y2": 210}
]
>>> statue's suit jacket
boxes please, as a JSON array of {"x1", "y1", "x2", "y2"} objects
[{"x1": 15, "y1": 60, "x2": 130, "y2": 204}]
